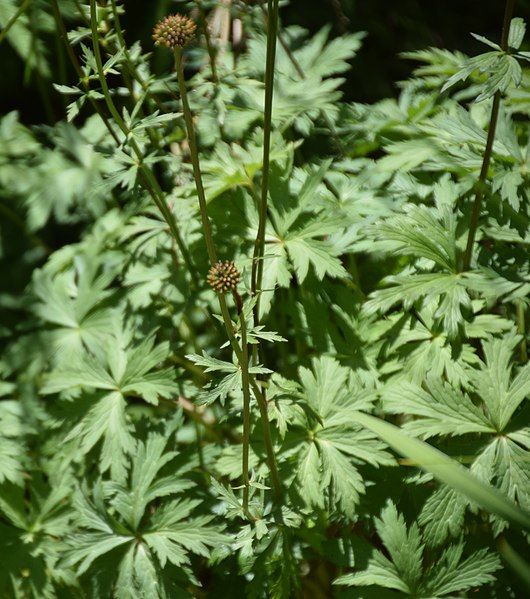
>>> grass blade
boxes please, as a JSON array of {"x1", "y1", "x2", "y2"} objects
[{"x1": 352, "y1": 411, "x2": 530, "y2": 530}]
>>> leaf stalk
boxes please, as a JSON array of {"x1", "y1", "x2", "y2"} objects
[{"x1": 462, "y1": 0, "x2": 516, "y2": 271}]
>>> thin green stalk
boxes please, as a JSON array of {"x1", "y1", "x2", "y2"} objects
[
  {"x1": 326, "y1": 0, "x2": 350, "y2": 33},
  {"x1": 497, "y1": 535, "x2": 530, "y2": 587},
  {"x1": 174, "y1": 44, "x2": 282, "y2": 500},
  {"x1": 0, "y1": 0, "x2": 31, "y2": 45},
  {"x1": 517, "y1": 300, "x2": 527, "y2": 363},
  {"x1": 109, "y1": 0, "x2": 165, "y2": 114},
  {"x1": 218, "y1": 295, "x2": 282, "y2": 499},
  {"x1": 246, "y1": 0, "x2": 284, "y2": 502},
  {"x1": 194, "y1": 419, "x2": 205, "y2": 470},
  {"x1": 174, "y1": 48, "x2": 217, "y2": 264},
  {"x1": 257, "y1": 2, "x2": 345, "y2": 155},
  {"x1": 251, "y1": 0, "x2": 280, "y2": 322},
  {"x1": 51, "y1": 0, "x2": 121, "y2": 144},
  {"x1": 197, "y1": 1, "x2": 218, "y2": 84},
  {"x1": 239, "y1": 310, "x2": 251, "y2": 513},
  {"x1": 462, "y1": 0, "x2": 516, "y2": 271},
  {"x1": 89, "y1": 0, "x2": 198, "y2": 286}
]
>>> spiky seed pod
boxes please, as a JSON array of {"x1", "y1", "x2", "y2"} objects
[
  {"x1": 152, "y1": 14, "x2": 196, "y2": 50},
  {"x1": 207, "y1": 261, "x2": 241, "y2": 294}
]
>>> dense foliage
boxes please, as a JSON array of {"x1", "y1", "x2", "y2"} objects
[{"x1": 0, "y1": 0, "x2": 529, "y2": 597}]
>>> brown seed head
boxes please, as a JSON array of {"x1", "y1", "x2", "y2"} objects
[
  {"x1": 207, "y1": 261, "x2": 241, "y2": 294},
  {"x1": 152, "y1": 14, "x2": 196, "y2": 49}
]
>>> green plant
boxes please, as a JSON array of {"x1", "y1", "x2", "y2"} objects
[{"x1": 1, "y1": 0, "x2": 529, "y2": 597}]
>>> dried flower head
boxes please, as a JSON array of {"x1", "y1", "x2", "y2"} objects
[
  {"x1": 152, "y1": 14, "x2": 196, "y2": 49},
  {"x1": 207, "y1": 261, "x2": 241, "y2": 294}
]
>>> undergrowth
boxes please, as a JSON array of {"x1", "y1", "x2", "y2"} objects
[{"x1": 0, "y1": 0, "x2": 529, "y2": 597}]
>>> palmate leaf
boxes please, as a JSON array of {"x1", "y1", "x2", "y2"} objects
[
  {"x1": 292, "y1": 357, "x2": 393, "y2": 518},
  {"x1": 418, "y1": 486, "x2": 467, "y2": 547},
  {"x1": 41, "y1": 331, "x2": 179, "y2": 479},
  {"x1": 200, "y1": 133, "x2": 293, "y2": 202},
  {"x1": 42, "y1": 332, "x2": 178, "y2": 402},
  {"x1": 365, "y1": 200, "x2": 476, "y2": 339},
  {"x1": 32, "y1": 264, "x2": 116, "y2": 360},
  {"x1": 16, "y1": 120, "x2": 111, "y2": 230},
  {"x1": 240, "y1": 25, "x2": 363, "y2": 133},
  {"x1": 253, "y1": 162, "x2": 348, "y2": 315},
  {"x1": 335, "y1": 501, "x2": 501, "y2": 596},
  {"x1": 374, "y1": 304, "x2": 500, "y2": 387},
  {"x1": 383, "y1": 331, "x2": 530, "y2": 537},
  {"x1": 284, "y1": 229, "x2": 347, "y2": 282},
  {"x1": 425, "y1": 545, "x2": 502, "y2": 597},
  {"x1": 108, "y1": 434, "x2": 194, "y2": 531},
  {"x1": 382, "y1": 378, "x2": 495, "y2": 438},
  {"x1": 244, "y1": 25, "x2": 363, "y2": 80},
  {"x1": 468, "y1": 332, "x2": 530, "y2": 431},
  {"x1": 0, "y1": 474, "x2": 75, "y2": 598},
  {"x1": 421, "y1": 105, "x2": 514, "y2": 163},
  {"x1": 371, "y1": 206, "x2": 458, "y2": 272},
  {"x1": 471, "y1": 432, "x2": 530, "y2": 534},
  {"x1": 365, "y1": 272, "x2": 471, "y2": 339},
  {"x1": 376, "y1": 138, "x2": 439, "y2": 173},
  {"x1": 335, "y1": 502, "x2": 422, "y2": 594},
  {"x1": 0, "y1": 396, "x2": 29, "y2": 486},
  {"x1": 65, "y1": 437, "x2": 227, "y2": 596},
  {"x1": 441, "y1": 31, "x2": 523, "y2": 103}
]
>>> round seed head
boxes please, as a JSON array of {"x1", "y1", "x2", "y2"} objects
[
  {"x1": 207, "y1": 261, "x2": 241, "y2": 294},
  {"x1": 152, "y1": 14, "x2": 196, "y2": 49}
]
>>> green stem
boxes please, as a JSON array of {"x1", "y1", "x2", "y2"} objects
[
  {"x1": 197, "y1": 1, "x2": 218, "y2": 84},
  {"x1": 51, "y1": 0, "x2": 121, "y2": 144},
  {"x1": 462, "y1": 0, "x2": 516, "y2": 271},
  {"x1": 109, "y1": 0, "x2": 165, "y2": 114},
  {"x1": 239, "y1": 309, "x2": 251, "y2": 514},
  {"x1": 174, "y1": 47, "x2": 218, "y2": 265},
  {"x1": 497, "y1": 535, "x2": 530, "y2": 587},
  {"x1": 257, "y1": 1, "x2": 345, "y2": 155},
  {"x1": 517, "y1": 300, "x2": 527, "y2": 363},
  {"x1": 89, "y1": 0, "x2": 198, "y2": 287},
  {"x1": 0, "y1": 0, "x2": 31, "y2": 45},
  {"x1": 218, "y1": 295, "x2": 282, "y2": 500},
  {"x1": 251, "y1": 377, "x2": 282, "y2": 499},
  {"x1": 174, "y1": 33, "x2": 282, "y2": 502},
  {"x1": 251, "y1": 0, "x2": 280, "y2": 322},
  {"x1": 194, "y1": 419, "x2": 205, "y2": 470}
]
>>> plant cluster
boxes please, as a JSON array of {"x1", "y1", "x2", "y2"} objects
[{"x1": 0, "y1": 0, "x2": 529, "y2": 597}]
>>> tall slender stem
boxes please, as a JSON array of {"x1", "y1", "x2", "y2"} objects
[
  {"x1": 257, "y1": 2, "x2": 345, "y2": 155},
  {"x1": 110, "y1": 0, "x2": 165, "y2": 114},
  {"x1": 89, "y1": 0, "x2": 198, "y2": 286},
  {"x1": 251, "y1": 0, "x2": 279, "y2": 322},
  {"x1": 517, "y1": 300, "x2": 527, "y2": 363},
  {"x1": 51, "y1": 1, "x2": 121, "y2": 143},
  {"x1": 174, "y1": 45, "x2": 282, "y2": 500},
  {"x1": 462, "y1": 0, "x2": 516, "y2": 271},
  {"x1": 197, "y1": 1, "x2": 218, "y2": 84},
  {"x1": 239, "y1": 310, "x2": 251, "y2": 513},
  {"x1": 218, "y1": 295, "x2": 282, "y2": 499},
  {"x1": 174, "y1": 48, "x2": 218, "y2": 265}
]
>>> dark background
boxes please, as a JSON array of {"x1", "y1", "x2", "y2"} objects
[{"x1": 2, "y1": 0, "x2": 529, "y2": 124}]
